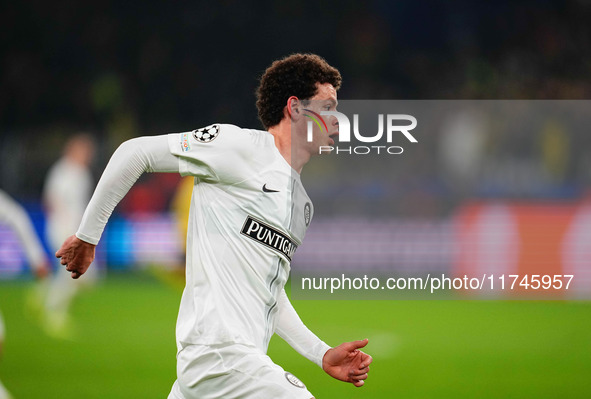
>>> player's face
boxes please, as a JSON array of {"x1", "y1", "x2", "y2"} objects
[{"x1": 302, "y1": 83, "x2": 339, "y2": 152}]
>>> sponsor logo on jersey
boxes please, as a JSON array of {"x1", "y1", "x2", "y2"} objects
[
  {"x1": 284, "y1": 372, "x2": 306, "y2": 389},
  {"x1": 180, "y1": 132, "x2": 191, "y2": 152},
  {"x1": 241, "y1": 216, "x2": 297, "y2": 261},
  {"x1": 262, "y1": 184, "x2": 280, "y2": 193},
  {"x1": 192, "y1": 124, "x2": 220, "y2": 143}
]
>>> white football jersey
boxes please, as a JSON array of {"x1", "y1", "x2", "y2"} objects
[
  {"x1": 44, "y1": 158, "x2": 93, "y2": 249},
  {"x1": 167, "y1": 124, "x2": 313, "y2": 353}
]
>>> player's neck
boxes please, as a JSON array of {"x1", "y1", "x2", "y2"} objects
[{"x1": 268, "y1": 122, "x2": 310, "y2": 174}]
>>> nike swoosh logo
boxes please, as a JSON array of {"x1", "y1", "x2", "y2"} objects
[{"x1": 262, "y1": 184, "x2": 280, "y2": 193}]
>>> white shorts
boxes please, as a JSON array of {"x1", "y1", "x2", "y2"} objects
[{"x1": 167, "y1": 343, "x2": 314, "y2": 399}]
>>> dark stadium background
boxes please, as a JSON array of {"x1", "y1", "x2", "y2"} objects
[{"x1": 1, "y1": 1, "x2": 590, "y2": 398}]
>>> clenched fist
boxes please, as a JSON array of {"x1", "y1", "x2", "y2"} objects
[{"x1": 55, "y1": 235, "x2": 96, "y2": 279}]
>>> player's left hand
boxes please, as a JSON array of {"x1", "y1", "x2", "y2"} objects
[{"x1": 322, "y1": 338, "x2": 372, "y2": 387}]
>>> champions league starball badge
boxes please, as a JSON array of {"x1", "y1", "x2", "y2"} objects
[{"x1": 192, "y1": 124, "x2": 220, "y2": 143}]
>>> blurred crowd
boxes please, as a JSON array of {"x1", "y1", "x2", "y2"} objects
[{"x1": 1, "y1": 0, "x2": 591, "y2": 214}]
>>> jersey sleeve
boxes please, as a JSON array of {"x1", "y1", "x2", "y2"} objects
[
  {"x1": 167, "y1": 124, "x2": 256, "y2": 183},
  {"x1": 76, "y1": 135, "x2": 179, "y2": 245},
  {"x1": 275, "y1": 288, "x2": 331, "y2": 368}
]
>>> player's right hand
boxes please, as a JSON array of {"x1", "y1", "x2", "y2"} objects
[{"x1": 55, "y1": 235, "x2": 96, "y2": 279}]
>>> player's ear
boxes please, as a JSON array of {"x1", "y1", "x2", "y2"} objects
[{"x1": 287, "y1": 96, "x2": 302, "y2": 121}]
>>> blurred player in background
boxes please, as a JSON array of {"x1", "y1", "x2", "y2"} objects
[
  {"x1": 0, "y1": 190, "x2": 49, "y2": 279},
  {"x1": 0, "y1": 189, "x2": 50, "y2": 399},
  {"x1": 37, "y1": 133, "x2": 98, "y2": 338},
  {"x1": 56, "y1": 54, "x2": 372, "y2": 398},
  {"x1": 0, "y1": 310, "x2": 7, "y2": 399}
]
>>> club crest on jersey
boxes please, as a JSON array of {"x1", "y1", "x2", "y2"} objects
[
  {"x1": 192, "y1": 124, "x2": 220, "y2": 143},
  {"x1": 284, "y1": 372, "x2": 306, "y2": 389},
  {"x1": 241, "y1": 216, "x2": 298, "y2": 262},
  {"x1": 304, "y1": 202, "x2": 311, "y2": 227}
]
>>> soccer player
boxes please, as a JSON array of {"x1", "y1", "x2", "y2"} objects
[
  {"x1": 56, "y1": 53, "x2": 372, "y2": 398},
  {"x1": 0, "y1": 189, "x2": 49, "y2": 399},
  {"x1": 40, "y1": 133, "x2": 98, "y2": 338}
]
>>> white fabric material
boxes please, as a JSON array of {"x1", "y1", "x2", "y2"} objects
[
  {"x1": 276, "y1": 289, "x2": 330, "y2": 368},
  {"x1": 168, "y1": 343, "x2": 314, "y2": 399},
  {"x1": 0, "y1": 311, "x2": 8, "y2": 399},
  {"x1": 75, "y1": 127, "x2": 329, "y2": 368},
  {"x1": 76, "y1": 135, "x2": 178, "y2": 245},
  {"x1": 0, "y1": 189, "x2": 46, "y2": 270},
  {"x1": 0, "y1": 378, "x2": 12, "y2": 399},
  {"x1": 167, "y1": 125, "x2": 317, "y2": 355}
]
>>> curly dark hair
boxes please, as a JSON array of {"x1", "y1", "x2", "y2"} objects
[{"x1": 256, "y1": 53, "x2": 342, "y2": 130}]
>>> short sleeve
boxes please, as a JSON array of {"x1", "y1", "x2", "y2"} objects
[{"x1": 167, "y1": 124, "x2": 255, "y2": 183}]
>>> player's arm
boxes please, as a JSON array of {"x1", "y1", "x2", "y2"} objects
[
  {"x1": 56, "y1": 135, "x2": 179, "y2": 279},
  {"x1": 275, "y1": 289, "x2": 372, "y2": 387}
]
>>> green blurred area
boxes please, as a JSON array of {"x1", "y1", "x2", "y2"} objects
[{"x1": 1, "y1": 273, "x2": 590, "y2": 398}]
